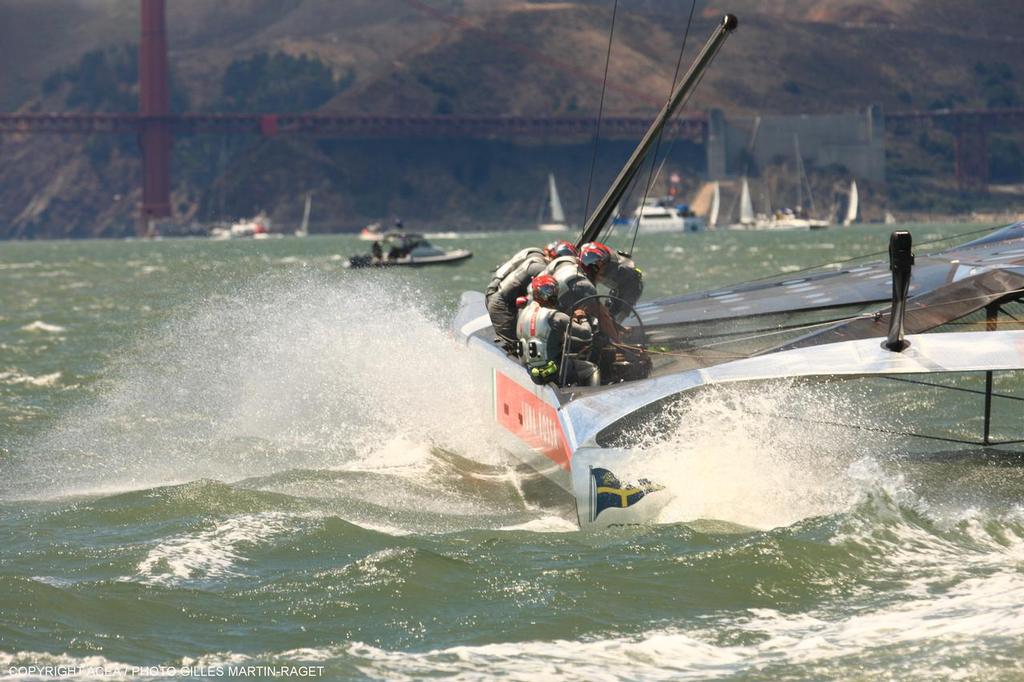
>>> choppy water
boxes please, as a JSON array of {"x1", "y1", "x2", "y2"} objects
[{"x1": 3, "y1": 226, "x2": 1024, "y2": 680}]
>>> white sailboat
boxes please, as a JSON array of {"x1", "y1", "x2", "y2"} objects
[
  {"x1": 729, "y1": 177, "x2": 757, "y2": 229},
  {"x1": 708, "y1": 181, "x2": 720, "y2": 229},
  {"x1": 538, "y1": 173, "x2": 568, "y2": 232},
  {"x1": 765, "y1": 135, "x2": 829, "y2": 230},
  {"x1": 842, "y1": 180, "x2": 859, "y2": 227},
  {"x1": 295, "y1": 192, "x2": 312, "y2": 237}
]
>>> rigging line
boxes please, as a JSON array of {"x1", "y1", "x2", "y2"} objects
[
  {"x1": 582, "y1": 0, "x2": 619, "y2": 229},
  {"x1": 722, "y1": 223, "x2": 1008, "y2": 289},
  {"x1": 691, "y1": 285, "x2": 1024, "y2": 351},
  {"x1": 691, "y1": 310, "x2": 878, "y2": 349},
  {"x1": 656, "y1": 284, "x2": 1024, "y2": 355},
  {"x1": 728, "y1": 408, "x2": 1004, "y2": 446},
  {"x1": 646, "y1": 310, "x2": 878, "y2": 342},
  {"x1": 946, "y1": 318, "x2": 1024, "y2": 326},
  {"x1": 626, "y1": 0, "x2": 697, "y2": 258},
  {"x1": 882, "y1": 375, "x2": 1024, "y2": 403},
  {"x1": 767, "y1": 412, "x2": 1002, "y2": 447}
]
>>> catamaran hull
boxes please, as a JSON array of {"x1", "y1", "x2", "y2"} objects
[{"x1": 453, "y1": 290, "x2": 1024, "y2": 529}]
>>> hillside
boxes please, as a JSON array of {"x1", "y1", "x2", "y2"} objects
[{"x1": 1, "y1": 0, "x2": 1022, "y2": 237}]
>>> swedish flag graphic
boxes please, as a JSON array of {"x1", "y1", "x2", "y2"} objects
[{"x1": 590, "y1": 467, "x2": 663, "y2": 521}]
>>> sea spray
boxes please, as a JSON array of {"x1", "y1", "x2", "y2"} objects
[
  {"x1": 624, "y1": 380, "x2": 904, "y2": 529},
  {"x1": 4, "y1": 272, "x2": 500, "y2": 499}
]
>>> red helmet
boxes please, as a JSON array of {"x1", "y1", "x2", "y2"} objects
[
  {"x1": 530, "y1": 274, "x2": 559, "y2": 306},
  {"x1": 544, "y1": 240, "x2": 578, "y2": 259},
  {"x1": 579, "y1": 242, "x2": 612, "y2": 279}
]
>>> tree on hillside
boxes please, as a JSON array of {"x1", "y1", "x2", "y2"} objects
[{"x1": 219, "y1": 52, "x2": 353, "y2": 113}]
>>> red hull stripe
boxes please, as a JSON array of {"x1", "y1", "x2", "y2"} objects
[{"x1": 494, "y1": 371, "x2": 572, "y2": 470}]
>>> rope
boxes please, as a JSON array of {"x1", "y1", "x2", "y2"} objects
[
  {"x1": 582, "y1": 0, "x2": 618, "y2": 226},
  {"x1": 733, "y1": 223, "x2": 1006, "y2": 288},
  {"x1": 883, "y1": 375, "x2": 1024, "y2": 403},
  {"x1": 637, "y1": 285, "x2": 1024, "y2": 356}
]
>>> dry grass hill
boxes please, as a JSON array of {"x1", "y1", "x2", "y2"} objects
[{"x1": 1, "y1": 0, "x2": 1022, "y2": 236}]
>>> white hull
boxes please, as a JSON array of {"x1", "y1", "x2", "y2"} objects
[
  {"x1": 635, "y1": 216, "x2": 706, "y2": 233},
  {"x1": 729, "y1": 217, "x2": 829, "y2": 231},
  {"x1": 538, "y1": 222, "x2": 567, "y2": 232},
  {"x1": 452, "y1": 290, "x2": 1024, "y2": 529}
]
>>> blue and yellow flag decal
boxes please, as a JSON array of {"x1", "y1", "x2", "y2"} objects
[{"x1": 590, "y1": 467, "x2": 663, "y2": 521}]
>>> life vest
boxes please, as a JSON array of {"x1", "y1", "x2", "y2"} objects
[
  {"x1": 516, "y1": 301, "x2": 561, "y2": 380},
  {"x1": 543, "y1": 256, "x2": 597, "y2": 311}
]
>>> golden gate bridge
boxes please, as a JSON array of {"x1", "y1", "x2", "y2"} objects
[{"x1": 0, "y1": 0, "x2": 1020, "y2": 232}]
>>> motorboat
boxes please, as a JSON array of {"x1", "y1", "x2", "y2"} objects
[
  {"x1": 451, "y1": 15, "x2": 1024, "y2": 529},
  {"x1": 631, "y1": 197, "x2": 706, "y2": 233},
  {"x1": 348, "y1": 231, "x2": 472, "y2": 268}
]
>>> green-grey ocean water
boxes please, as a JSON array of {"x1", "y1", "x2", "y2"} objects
[{"x1": 2, "y1": 225, "x2": 1024, "y2": 680}]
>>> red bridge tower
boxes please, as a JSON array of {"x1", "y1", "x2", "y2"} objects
[{"x1": 139, "y1": 0, "x2": 172, "y2": 228}]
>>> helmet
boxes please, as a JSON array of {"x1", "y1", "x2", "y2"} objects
[
  {"x1": 579, "y1": 242, "x2": 612, "y2": 279},
  {"x1": 544, "y1": 240, "x2": 578, "y2": 259},
  {"x1": 530, "y1": 274, "x2": 559, "y2": 307}
]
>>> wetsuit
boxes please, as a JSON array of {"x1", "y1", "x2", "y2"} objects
[
  {"x1": 486, "y1": 253, "x2": 548, "y2": 349},
  {"x1": 602, "y1": 251, "x2": 644, "y2": 321},
  {"x1": 516, "y1": 301, "x2": 599, "y2": 387},
  {"x1": 485, "y1": 247, "x2": 545, "y2": 298},
  {"x1": 543, "y1": 256, "x2": 599, "y2": 314}
]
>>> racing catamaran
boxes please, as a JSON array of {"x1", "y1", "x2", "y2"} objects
[{"x1": 453, "y1": 15, "x2": 1024, "y2": 528}]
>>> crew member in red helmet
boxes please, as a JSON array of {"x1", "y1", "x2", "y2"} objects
[
  {"x1": 486, "y1": 241, "x2": 577, "y2": 351},
  {"x1": 578, "y1": 241, "x2": 643, "y2": 322},
  {"x1": 515, "y1": 274, "x2": 599, "y2": 386}
]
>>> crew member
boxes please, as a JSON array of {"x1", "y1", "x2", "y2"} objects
[
  {"x1": 516, "y1": 275, "x2": 599, "y2": 387},
  {"x1": 542, "y1": 246, "x2": 626, "y2": 343},
  {"x1": 578, "y1": 241, "x2": 644, "y2": 322},
  {"x1": 486, "y1": 241, "x2": 577, "y2": 350},
  {"x1": 485, "y1": 246, "x2": 545, "y2": 299}
]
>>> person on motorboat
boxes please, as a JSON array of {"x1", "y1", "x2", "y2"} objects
[
  {"x1": 516, "y1": 274, "x2": 599, "y2": 387},
  {"x1": 486, "y1": 240, "x2": 577, "y2": 351},
  {"x1": 578, "y1": 241, "x2": 644, "y2": 323}
]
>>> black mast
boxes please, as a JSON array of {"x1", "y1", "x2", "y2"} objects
[{"x1": 576, "y1": 14, "x2": 738, "y2": 248}]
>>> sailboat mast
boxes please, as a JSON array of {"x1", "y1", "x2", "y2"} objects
[
  {"x1": 794, "y1": 135, "x2": 803, "y2": 210},
  {"x1": 577, "y1": 14, "x2": 738, "y2": 248}
]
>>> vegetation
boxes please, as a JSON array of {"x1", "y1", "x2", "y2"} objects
[
  {"x1": 43, "y1": 44, "x2": 189, "y2": 112},
  {"x1": 217, "y1": 52, "x2": 353, "y2": 113}
]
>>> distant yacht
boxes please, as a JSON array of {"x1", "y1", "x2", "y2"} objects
[
  {"x1": 538, "y1": 173, "x2": 569, "y2": 232},
  {"x1": 210, "y1": 211, "x2": 273, "y2": 239},
  {"x1": 632, "y1": 197, "x2": 705, "y2": 233},
  {"x1": 764, "y1": 135, "x2": 829, "y2": 230}
]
